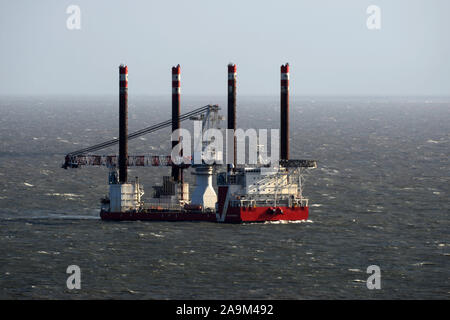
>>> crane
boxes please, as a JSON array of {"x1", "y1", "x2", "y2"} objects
[{"x1": 62, "y1": 104, "x2": 220, "y2": 169}]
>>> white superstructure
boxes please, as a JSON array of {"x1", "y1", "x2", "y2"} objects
[
  {"x1": 191, "y1": 166, "x2": 217, "y2": 210},
  {"x1": 108, "y1": 179, "x2": 144, "y2": 212}
]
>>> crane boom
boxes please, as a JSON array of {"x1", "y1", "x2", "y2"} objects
[
  {"x1": 62, "y1": 104, "x2": 215, "y2": 169},
  {"x1": 65, "y1": 154, "x2": 193, "y2": 168}
]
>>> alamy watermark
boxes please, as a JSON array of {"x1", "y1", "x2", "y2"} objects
[
  {"x1": 66, "y1": 265, "x2": 81, "y2": 289},
  {"x1": 367, "y1": 5, "x2": 381, "y2": 30},
  {"x1": 170, "y1": 121, "x2": 279, "y2": 172},
  {"x1": 66, "y1": 5, "x2": 81, "y2": 30},
  {"x1": 65, "y1": 5, "x2": 380, "y2": 32},
  {"x1": 366, "y1": 265, "x2": 381, "y2": 289}
]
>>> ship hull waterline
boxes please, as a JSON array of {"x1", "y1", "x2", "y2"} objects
[{"x1": 100, "y1": 206, "x2": 308, "y2": 223}]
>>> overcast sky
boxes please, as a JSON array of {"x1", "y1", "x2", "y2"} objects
[{"x1": 1, "y1": 0, "x2": 449, "y2": 96}]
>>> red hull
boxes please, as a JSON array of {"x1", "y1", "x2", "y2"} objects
[
  {"x1": 100, "y1": 206, "x2": 308, "y2": 223},
  {"x1": 224, "y1": 206, "x2": 308, "y2": 223},
  {"x1": 100, "y1": 210, "x2": 217, "y2": 222}
]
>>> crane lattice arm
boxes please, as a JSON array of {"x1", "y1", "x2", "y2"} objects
[
  {"x1": 63, "y1": 104, "x2": 219, "y2": 169},
  {"x1": 65, "y1": 155, "x2": 192, "y2": 168}
]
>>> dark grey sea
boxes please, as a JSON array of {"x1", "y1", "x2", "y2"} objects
[{"x1": 0, "y1": 95, "x2": 448, "y2": 299}]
